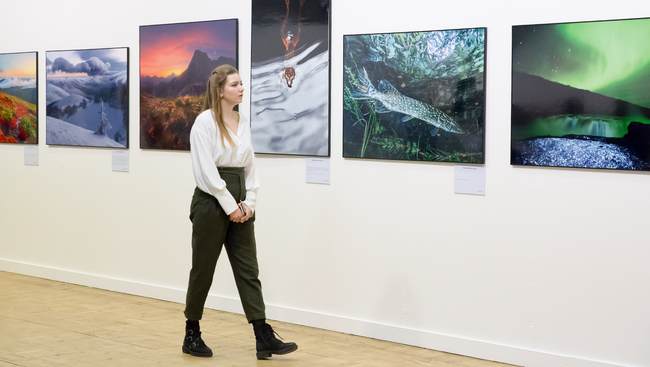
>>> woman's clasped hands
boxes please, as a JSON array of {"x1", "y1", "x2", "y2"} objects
[{"x1": 229, "y1": 203, "x2": 252, "y2": 223}]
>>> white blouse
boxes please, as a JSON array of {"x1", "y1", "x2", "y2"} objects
[{"x1": 190, "y1": 110, "x2": 260, "y2": 215}]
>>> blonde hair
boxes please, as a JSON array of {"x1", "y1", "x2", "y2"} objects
[{"x1": 201, "y1": 64, "x2": 239, "y2": 147}]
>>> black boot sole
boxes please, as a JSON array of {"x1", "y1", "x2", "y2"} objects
[
  {"x1": 256, "y1": 344, "x2": 298, "y2": 360},
  {"x1": 182, "y1": 346, "x2": 213, "y2": 357}
]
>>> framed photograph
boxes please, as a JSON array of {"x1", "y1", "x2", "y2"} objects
[
  {"x1": 512, "y1": 18, "x2": 650, "y2": 171},
  {"x1": 343, "y1": 28, "x2": 486, "y2": 163},
  {"x1": 46, "y1": 47, "x2": 129, "y2": 148},
  {"x1": 140, "y1": 19, "x2": 238, "y2": 151},
  {"x1": 0, "y1": 52, "x2": 38, "y2": 144},
  {"x1": 250, "y1": 0, "x2": 330, "y2": 156}
]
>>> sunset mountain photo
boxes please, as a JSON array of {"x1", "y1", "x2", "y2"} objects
[{"x1": 139, "y1": 19, "x2": 238, "y2": 150}]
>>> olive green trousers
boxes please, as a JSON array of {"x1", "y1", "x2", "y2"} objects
[{"x1": 184, "y1": 167, "x2": 266, "y2": 322}]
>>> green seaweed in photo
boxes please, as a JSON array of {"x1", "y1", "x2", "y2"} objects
[{"x1": 343, "y1": 28, "x2": 486, "y2": 163}]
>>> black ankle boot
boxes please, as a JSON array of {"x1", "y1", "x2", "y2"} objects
[
  {"x1": 253, "y1": 322, "x2": 298, "y2": 360},
  {"x1": 182, "y1": 321, "x2": 213, "y2": 357}
]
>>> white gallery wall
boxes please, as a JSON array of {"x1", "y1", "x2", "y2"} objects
[{"x1": 1, "y1": 1, "x2": 649, "y2": 366}]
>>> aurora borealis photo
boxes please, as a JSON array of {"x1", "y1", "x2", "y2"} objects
[{"x1": 511, "y1": 18, "x2": 650, "y2": 171}]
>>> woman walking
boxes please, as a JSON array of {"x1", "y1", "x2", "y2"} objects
[{"x1": 183, "y1": 64, "x2": 297, "y2": 360}]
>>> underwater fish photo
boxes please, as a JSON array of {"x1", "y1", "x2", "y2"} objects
[
  {"x1": 343, "y1": 28, "x2": 486, "y2": 163},
  {"x1": 512, "y1": 18, "x2": 650, "y2": 171}
]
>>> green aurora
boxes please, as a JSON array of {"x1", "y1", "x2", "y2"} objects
[{"x1": 513, "y1": 18, "x2": 650, "y2": 108}]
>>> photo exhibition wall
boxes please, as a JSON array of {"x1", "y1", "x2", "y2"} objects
[{"x1": 1, "y1": 1, "x2": 649, "y2": 367}]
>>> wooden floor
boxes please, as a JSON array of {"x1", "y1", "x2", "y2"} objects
[{"x1": 0, "y1": 271, "x2": 514, "y2": 367}]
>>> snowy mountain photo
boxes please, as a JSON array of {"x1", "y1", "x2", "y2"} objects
[
  {"x1": 0, "y1": 52, "x2": 38, "y2": 144},
  {"x1": 46, "y1": 48, "x2": 129, "y2": 148}
]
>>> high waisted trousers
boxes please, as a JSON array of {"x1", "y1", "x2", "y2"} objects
[{"x1": 184, "y1": 167, "x2": 266, "y2": 322}]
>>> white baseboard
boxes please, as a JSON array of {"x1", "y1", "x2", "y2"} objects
[{"x1": 0, "y1": 259, "x2": 624, "y2": 367}]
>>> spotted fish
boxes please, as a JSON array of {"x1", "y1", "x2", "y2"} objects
[{"x1": 350, "y1": 68, "x2": 464, "y2": 135}]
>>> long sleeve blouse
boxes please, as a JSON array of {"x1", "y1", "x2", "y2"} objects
[{"x1": 190, "y1": 110, "x2": 260, "y2": 215}]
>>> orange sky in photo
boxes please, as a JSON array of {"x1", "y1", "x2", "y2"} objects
[
  {"x1": 140, "y1": 21, "x2": 236, "y2": 78},
  {"x1": 0, "y1": 54, "x2": 36, "y2": 77}
]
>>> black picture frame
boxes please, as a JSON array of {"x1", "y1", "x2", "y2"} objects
[
  {"x1": 250, "y1": 0, "x2": 331, "y2": 157},
  {"x1": 139, "y1": 19, "x2": 239, "y2": 151},
  {"x1": 512, "y1": 17, "x2": 650, "y2": 171},
  {"x1": 343, "y1": 28, "x2": 487, "y2": 163}
]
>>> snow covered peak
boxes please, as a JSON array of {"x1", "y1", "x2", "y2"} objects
[
  {"x1": 83, "y1": 71, "x2": 127, "y2": 88},
  {"x1": 109, "y1": 71, "x2": 127, "y2": 85},
  {"x1": 52, "y1": 94, "x2": 87, "y2": 109}
]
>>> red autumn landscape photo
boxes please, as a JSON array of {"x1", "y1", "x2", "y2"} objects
[{"x1": 0, "y1": 52, "x2": 37, "y2": 144}]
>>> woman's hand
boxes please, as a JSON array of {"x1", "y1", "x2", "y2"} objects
[
  {"x1": 240, "y1": 203, "x2": 252, "y2": 222},
  {"x1": 229, "y1": 207, "x2": 244, "y2": 223},
  {"x1": 229, "y1": 203, "x2": 252, "y2": 223}
]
